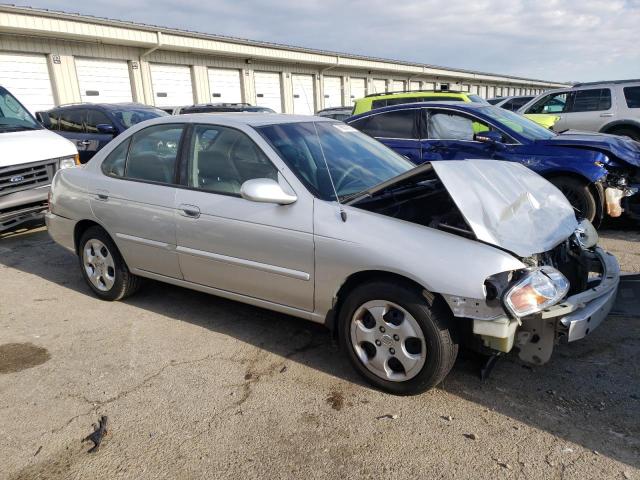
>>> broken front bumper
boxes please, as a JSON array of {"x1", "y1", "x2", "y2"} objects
[{"x1": 517, "y1": 247, "x2": 620, "y2": 364}]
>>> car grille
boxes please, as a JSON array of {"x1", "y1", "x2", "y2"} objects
[{"x1": 0, "y1": 159, "x2": 57, "y2": 196}]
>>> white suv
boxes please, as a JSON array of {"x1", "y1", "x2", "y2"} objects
[
  {"x1": 518, "y1": 80, "x2": 640, "y2": 141},
  {"x1": 0, "y1": 86, "x2": 78, "y2": 232}
]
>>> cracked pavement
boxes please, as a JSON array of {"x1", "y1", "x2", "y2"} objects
[{"x1": 0, "y1": 225, "x2": 639, "y2": 479}]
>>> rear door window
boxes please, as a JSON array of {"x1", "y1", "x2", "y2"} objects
[
  {"x1": 59, "y1": 110, "x2": 85, "y2": 133},
  {"x1": 570, "y1": 88, "x2": 611, "y2": 112},
  {"x1": 623, "y1": 86, "x2": 640, "y2": 108},
  {"x1": 351, "y1": 110, "x2": 419, "y2": 139},
  {"x1": 125, "y1": 124, "x2": 184, "y2": 184}
]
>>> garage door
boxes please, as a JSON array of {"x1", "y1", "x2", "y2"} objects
[
  {"x1": 371, "y1": 79, "x2": 386, "y2": 95},
  {"x1": 291, "y1": 74, "x2": 314, "y2": 115},
  {"x1": 254, "y1": 72, "x2": 282, "y2": 113},
  {"x1": 208, "y1": 68, "x2": 242, "y2": 103},
  {"x1": 391, "y1": 80, "x2": 406, "y2": 92},
  {"x1": 409, "y1": 81, "x2": 421, "y2": 92},
  {"x1": 349, "y1": 78, "x2": 366, "y2": 105},
  {"x1": 75, "y1": 58, "x2": 132, "y2": 103},
  {"x1": 0, "y1": 53, "x2": 54, "y2": 114},
  {"x1": 322, "y1": 76, "x2": 342, "y2": 108},
  {"x1": 150, "y1": 64, "x2": 194, "y2": 108}
]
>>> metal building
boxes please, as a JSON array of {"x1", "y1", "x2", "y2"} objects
[{"x1": 0, "y1": 5, "x2": 566, "y2": 114}]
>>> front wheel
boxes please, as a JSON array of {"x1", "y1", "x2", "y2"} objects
[
  {"x1": 549, "y1": 176, "x2": 598, "y2": 223},
  {"x1": 338, "y1": 281, "x2": 458, "y2": 395},
  {"x1": 78, "y1": 226, "x2": 141, "y2": 301}
]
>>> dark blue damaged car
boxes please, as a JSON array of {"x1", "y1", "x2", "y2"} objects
[{"x1": 346, "y1": 102, "x2": 640, "y2": 225}]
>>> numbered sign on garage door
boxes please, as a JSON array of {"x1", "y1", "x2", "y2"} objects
[
  {"x1": 208, "y1": 68, "x2": 242, "y2": 103},
  {"x1": 254, "y1": 72, "x2": 282, "y2": 112},
  {"x1": 372, "y1": 79, "x2": 387, "y2": 95},
  {"x1": 76, "y1": 58, "x2": 133, "y2": 103},
  {"x1": 150, "y1": 64, "x2": 194, "y2": 108},
  {"x1": 291, "y1": 74, "x2": 314, "y2": 115},
  {"x1": 322, "y1": 76, "x2": 342, "y2": 108},
  {"x1": 0, "y1": 53, "x2": 54, "y2": 114},
  {"x1": 350, "y1": 78, "x2": 366, "y2": 105}
]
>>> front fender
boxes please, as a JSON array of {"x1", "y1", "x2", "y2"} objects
[
  {"x1": 528, "y1": 150, "x2": 609, "y2": 183},
  {"x1": 312, "y1": 200, "x2": 525, "y2": 320}
]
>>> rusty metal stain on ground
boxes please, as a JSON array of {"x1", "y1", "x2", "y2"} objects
[
  {"x1": 611, "y1": 274, "x2": 640, "y2": 318},
  {"x1": 0, "y1": 343, "x2": 51, "y2": 374},
  {"x1": 326, "y1": 391, "x2": 344, "y2": 411}
]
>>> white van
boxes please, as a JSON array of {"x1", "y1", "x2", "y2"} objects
[{"x1": 1, "y1": 86, "x2": 78, "y2": 232}]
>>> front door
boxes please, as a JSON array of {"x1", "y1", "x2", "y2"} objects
[
  {"x1": 84, "y1": 109, "x2": 117, "y2": 160},
  {"x1": 174, "y1": 124, "x2": 315, "y2": 311},
  {"x1": 420, "y1": 108, "x2": 498, "y2": 162},
  {"x1": 90, "y1": 123, "x2": 185, "y2": 278}
]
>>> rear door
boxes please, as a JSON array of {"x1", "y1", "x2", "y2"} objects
[
  {"x1": 561, "y1": 88, "x2": 614, "y2": 132},
  {"x1": 91, "y1": 123, "x2": 185, "y2": 278},
  {"x1": 174, "y1": 123, "x2": 314, "y2": 310},
  {"x1": 349, "y1": 109, "x2": 422, "y2": 163}
]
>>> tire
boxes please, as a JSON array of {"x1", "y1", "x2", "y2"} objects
[
  {"x1": 338, "y1": 281, "x2": 458, "y2": 395},
  {"x1": 608, "y1": 127, "x2": 640, "y2": 142},
  {"x1": 549, "y1": 176, "x2": 598, "y2": 223},
  {"x1": 78, "y1": 226, "x2": 142, "y2": 301}
]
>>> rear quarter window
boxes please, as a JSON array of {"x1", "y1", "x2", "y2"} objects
[{"x1": 623, "y1": 86, "x2": 640, "y2": 108}]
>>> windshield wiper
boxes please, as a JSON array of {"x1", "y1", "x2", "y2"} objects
[{"x1": 0, "y1": 124, "x2": 39, "y2": 131}]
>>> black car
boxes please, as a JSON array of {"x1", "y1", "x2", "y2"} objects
[
  {"x1": 316, "y1": 107, "x2": 353, "y2": 121},
  {"x1": 37, "y1": 103, "x2": 168, "y2": 163},
  {"x1": 174, "y1": 103, "x2": 276, "y2": 114}
]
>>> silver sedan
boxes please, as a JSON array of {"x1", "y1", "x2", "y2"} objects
[{"x1": 46, "y1": 114, "x2": 620, "y2": 395}]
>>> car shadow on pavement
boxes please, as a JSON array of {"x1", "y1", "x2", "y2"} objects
[{"x1": 1, "y1": 228, "x2": 639, "y2": 469}]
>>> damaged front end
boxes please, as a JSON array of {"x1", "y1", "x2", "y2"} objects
[{"x1": 449, "y1": 223, "x2": 620, "y2": 365}]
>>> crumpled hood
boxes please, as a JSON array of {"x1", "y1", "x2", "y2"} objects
[
  {"x1": 0, "y1": 129, "x2": 77, "y2": 168},
  {"x1": 431, "y1": 160, "x2": 578, "y2": 257},
  {"x1": 536, "y1": 131, "x2": 640, "y2": 168}
]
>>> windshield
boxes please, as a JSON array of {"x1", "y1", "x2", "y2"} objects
[
  {"x1": 0, "y1": 87, "x2": 41, "y2": 132},
  {"x1": 256, "y1": 121, "x2": 414, "y2": 200},
  {"x1": 478, "y1": 105, "x2": 556, "y2": 141},
  {"x1": 113, "y1": 108, "x2": 167, "y2": 128}
]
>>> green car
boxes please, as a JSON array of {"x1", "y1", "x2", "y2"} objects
[
  {"x1": 351, "y1": 90, "x2": 487, "y2": 116},
  {"x1": 351, "y1": 90, "x2": 559, "y2": 129}
]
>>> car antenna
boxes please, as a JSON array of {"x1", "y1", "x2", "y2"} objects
[{"x1": 312, "y1": 122, "x2": 347, "y2": 222}]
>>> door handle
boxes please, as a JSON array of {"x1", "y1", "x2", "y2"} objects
[
  {"x1": 78, "y1": 140, "x2": 91, "y2": 146},
  {"x1": 179, "y1": 204, "x2": 200, "y2": 218},
  {"x1": 599, "y1": 113, "x2": 614, "y2": 117},
  {"x1": 96, "y1": 189, "x2": 109, "y2": 201}
]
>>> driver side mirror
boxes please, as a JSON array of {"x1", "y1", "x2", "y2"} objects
[
  {"x1": 96, "y1": 123, "x2": 116, "y2": 135},
  {"x1": 240, "y1": 178, "x2": 297, "y2": 205},
  {"x1": 474, "y1": 130, "x2": 503, "y2": 144}
]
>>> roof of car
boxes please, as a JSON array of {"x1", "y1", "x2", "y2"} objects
[
  {"x1": 346, "y1": 101, "x2": 489, "y2": 121},
  {"x1": 49, "y1": 102, "x2": 162, "y2": 111},
  {"x1": 149, "y1": 112, "x2": 336, "y2": 127}
]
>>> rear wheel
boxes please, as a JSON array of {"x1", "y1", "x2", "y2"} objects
[
  {"x1": 549, "y1": 176, "x2": 598, "y2": 223},
  {"x1": 338, "y1": 281, "x2": 458, "y2": 395},
  {"x1": 78, "y1": 226, "x2": 141, "y2": 301}
]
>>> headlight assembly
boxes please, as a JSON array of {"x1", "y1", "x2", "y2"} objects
[
  {"x1": 504, "y1": 267, "x2": 569, "y2": 318},
  {"x1": 59, "y1": 154, "x2": 80, "y2": 169}
]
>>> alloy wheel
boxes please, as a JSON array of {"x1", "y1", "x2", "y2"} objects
[
  {"x1": 350, "y1": 300, "x2": 426, "y2": 382},
  {"x1": 83, "y1": 239, "x2": 116, "y2": 292}
]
